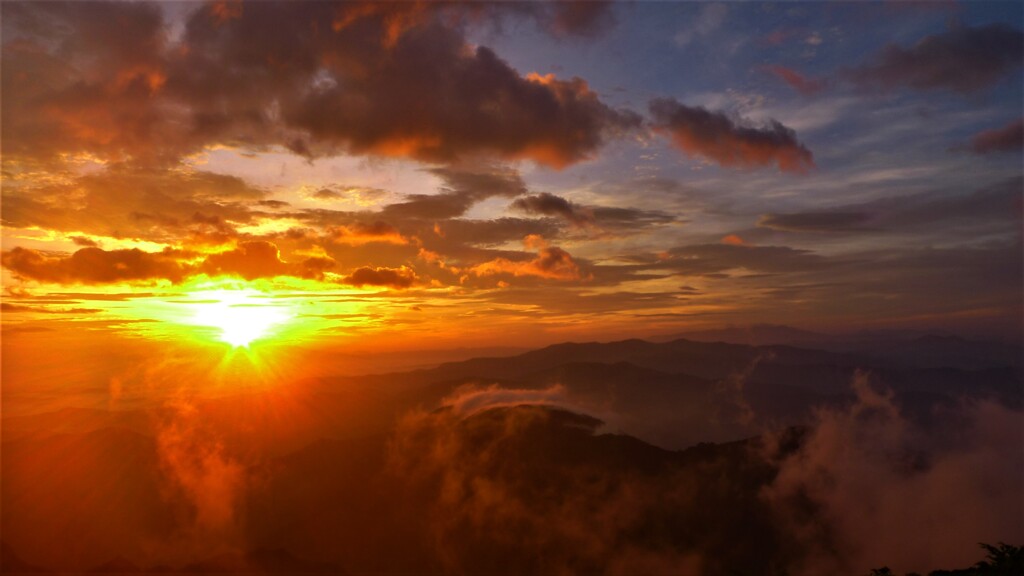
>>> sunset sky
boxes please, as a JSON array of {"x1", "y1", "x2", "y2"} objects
[
  {"x1": 2, "y1": 1, "x2": 1022, "y2": 356},
  {"x1": 2, "y1": 4, "x2": 1023, "y2": 574}
]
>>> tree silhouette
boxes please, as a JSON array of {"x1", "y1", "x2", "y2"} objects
[
  {"x1": 869, "y1": 543, "x2": 1022, "y2": 576},
  {"x1": 971, "y1": 542, "x2": 1023, "y2": 575}
]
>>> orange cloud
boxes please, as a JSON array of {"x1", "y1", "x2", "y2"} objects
[
  {"x1": 1, "y1": 246, "x2": 190, "y2": 284},
  {"x1": 469, "y1": 237, "x2": 586, "y2": 281},
  {"x1": 199, "y1": 241, "x2": 339, "y2": 281},
  {"x1": 198, "y1": 241, "x2": 290, "y2": 280},
  {"x1": 329, "y1": 222, "x2": 408, "y2": 246},
  {"x1": 1, "y1": 241, "x2": 338, "y2": 285}
]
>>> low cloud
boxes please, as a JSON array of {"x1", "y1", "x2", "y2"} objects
[
  {"x1": 764, "y1": 373, "x2": 1024, "y2": 574},
  {"x1": 440, "y1": 384, "x2": 594, "y2": 419},
  {"x1": 156, "y1": 398, "x2": 247, "y2": 555},
  {"x1": 649, "y1": 98, "x2": 814, "y2": 173}
]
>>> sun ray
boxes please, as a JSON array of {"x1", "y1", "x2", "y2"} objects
[{"x1": 185, "y1": 288, "x2": 294, "y2": 347}]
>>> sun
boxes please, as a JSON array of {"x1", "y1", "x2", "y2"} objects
[{"x1": 187, "y1": 289, "x2": 293, "y2": 347}]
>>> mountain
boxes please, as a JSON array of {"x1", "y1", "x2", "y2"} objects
[{"x1": 661, "y1": 325, "x2": 1022, "y2": 370}]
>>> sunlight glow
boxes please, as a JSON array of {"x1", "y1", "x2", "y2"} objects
[{"x1": 187, "y1": 289, "x2": 293, "y2": 347}]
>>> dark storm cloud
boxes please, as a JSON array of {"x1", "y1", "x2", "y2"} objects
[
  {"x1": 649, "y1": 98, "x2": 814, "y2": 173},
  {"x1": 847, "y1": 24, "x2": 1024, "y2": 94},
  {"x1": 3, "y1": 1, "x2": 638, "y2": 167},
  {"x1": 969, "y1": 118, "x2": 1024, "y2": 154}
]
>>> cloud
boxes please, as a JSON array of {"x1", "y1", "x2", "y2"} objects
[
  {"x1": 763, "y1": 373, "x2": 1024, "y2": 574},
  {"x1": 649, "y1": 98, "x2": 814, "y2": 173},
  {"x1": 758, "y1": 212, "x2": 872, "y2": 232},
  {"x1": 757, "y1": 177, "x2": 1022, "y2": 234},
  {"x1": 847, "y1": 24, "x2": 1024, "y2": 94},
  {"x1": 969, "y1": 118, "x2": 1024, "y2": 154},
  {"x1": 157, "y1": 399, "x2": 246, "y2": 548},
  {"x1": 0, "y1": 302, "x2": 102, "y2": 314},
  {"x1": 380, "y1": 166, "x2": 529, "y2": 220},
  {"x1": 2, "y1": 241, "x2": 339, "y2": 285},
  {"x1": 387, "y1": 401, "x2": 794, "y2": 575},
  {"x1": 510, "y1": 192, "x2": 594, "y2": 226},
  {"x1": 4, "y1": 1, "x2": 638, "y2": 167},
  {"x1": 763, "y1": 65, "x2": 826, "y2": 96},
  {"x1": 1, "y1": 246, "x2": 190, "y2": 284},
  {"x1": 1, "y1": 169, "x2": 263, "y2": 243},
  {"x1": 439, "y1": 384, "x2": 603, "y2": 420},
  {"x1": 329, "y1": 222, "x2": 408, "y2": 246},
  {"x1": 661, "y1": 243, "x2": 825, "y2": 275},
  {"x1": 468, "y1": 236, "x2": 587, "y2": 281},
  {"x1": 509, "y1": 193, "x2": 676, "y2": 236},
  {"x1": 199, "y1": 241, "x2": 336, "y2": 280},
  {"x1": 342, "y1": 265, "x2": 418, "y2": 289},
  {"x1": 197, "y1": 5, "x2": 639, "y2": 168},
  {"x1": 544, "y1": 1, "x2": 616, "y2": 38}
]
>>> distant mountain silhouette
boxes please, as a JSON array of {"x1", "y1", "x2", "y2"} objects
[
  {"x1": 662, "y1": 325, "x2": 1021, "y2": 370},
  {"x1": 3, "y1": 335, "x2": 1020, "y2": 574}
]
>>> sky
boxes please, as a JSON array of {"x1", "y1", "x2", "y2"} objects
[{"x1": 2, "y1": 0, "x2": 1022, "y2": 356}]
